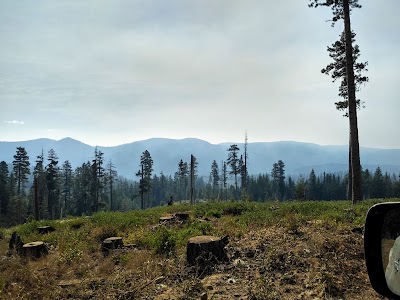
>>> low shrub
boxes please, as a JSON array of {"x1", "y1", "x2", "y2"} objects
[
  {"x1": 205, "y1": 209, "x2": 222, "y2": 218},
  {"x1": 143, "y1": 226, "x2": 176, "y2": 256}
]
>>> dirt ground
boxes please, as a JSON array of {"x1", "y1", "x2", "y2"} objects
[
  {"x1": 0, "y1": 222, "x2": 386, "y2": 300},
  {"x1": 144, "y1": 223, "x2": 384, "y2": 300}
]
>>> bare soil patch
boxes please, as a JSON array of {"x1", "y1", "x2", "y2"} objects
[{"x1": 0, "y1": 221, "x2": 385, "y2": 299}]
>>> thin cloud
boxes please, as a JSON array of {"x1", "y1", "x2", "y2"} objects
[{"x1": 3, "y1": 120, "x2": 24, "y2": 125}]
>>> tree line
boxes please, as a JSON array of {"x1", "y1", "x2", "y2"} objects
[{"x1": 0, "y1": 144, "x2": 399, "y2": 227}]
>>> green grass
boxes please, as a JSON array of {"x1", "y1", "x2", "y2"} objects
[
  {"x1": 2, "y1": 199, "x2": 398, "y2": 256},
  {"x1": 0, "y1": 198, "x2": 398, "y2": 299}
]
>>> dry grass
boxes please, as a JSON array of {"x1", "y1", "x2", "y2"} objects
[{"x1": 0, "y1": 199, "x2": 394, "y2": 299}]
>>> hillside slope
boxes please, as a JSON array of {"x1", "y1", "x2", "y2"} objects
[
  {"x1": 0, "y1": 200, "x2": 387, "y2": 299},
  {"x1": 0, "y1": 137, "x2": 399, "y2": 178}
]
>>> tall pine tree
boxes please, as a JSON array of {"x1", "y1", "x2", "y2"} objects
[
  {"x1": 210, "y1": 160, "x2": 220, "y2": 192},
  {"x1": 91, "y1": 148, "x2": 105, "y2": 212},
  {"x1": 13, "y1": 146, "x2": 30, "y2": 196},
  {"x1": 309, "y1": 0, "x2": 363, "y2": 203},
  {"x1": 61, "y1": 160, "x2": 73, "y2": 216},
  {"x1": 136, "y1": 150, "x2": 153, "y2": 209},
  {"x1": 227, "y1": 144, "x2": 240, "y2": 198},
  {"x1": 321, "y1": 30, "x2": 368, "y2": 200},
  {"x1": 105, "y1": 159, "x2": 118, "y2": 211},
  {"x1": 0, "y1": 161, "x2": 10, "y2": 220},
  {"x1": 46, "y1": 149, "x2": 60, "y2": 219},
  {"x1": 34, "y1": 151, "x2": 47, "y2": 219}
]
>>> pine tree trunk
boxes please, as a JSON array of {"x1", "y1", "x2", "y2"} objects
[
  {"x1": 34, "y1": 177, "x2": 40, "y2": 221},
  {"x1": 343, "y1": 0, "x2": 362, "y2": 204},
  {"x1": 110, "y1": 180, "x2": 113, "y2": 211},
  {"x1": 141, "y1": 165, "x2": 144, "y2": 209},
  {"x1": 190, "y1": 155, "x2": 194, "y2": 205},
  {"x1": 347, "y1": 135, "x2": 353, "y2": 200}
]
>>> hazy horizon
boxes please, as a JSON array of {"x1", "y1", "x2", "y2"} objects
[
  {"x1": 1, "y1": 1, "x2": 399, "y2": 148},
  {"x1": 2, "y1": 135, "x2": 400, "y2": 150}
]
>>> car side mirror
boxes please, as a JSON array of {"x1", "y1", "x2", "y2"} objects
[{"x1": 365, "y1": 202, "x2": 400, "y2": 299}]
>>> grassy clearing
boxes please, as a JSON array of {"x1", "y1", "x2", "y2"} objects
[
  {"x1": 1, "y1": 199, "x2": 391, "y2": 256},
  {"x1": 0, "y1": 198, "x2": 397, "y2": 299}
]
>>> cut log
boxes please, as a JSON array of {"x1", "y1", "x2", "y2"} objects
[
  {"x1": 187, "y1": 235, "x2": 229, "y2": 265},
  {"x1": 102, "y1": 237, "x2": 124, "y2": 253},
  {"x1": 22, "y1": 241, "x2": 48, "y2": 259},
  {"x1": 125, "y1": 243, "x2": 138, "y2": 249},
  {"x1": 37, "y1": 226, "x2": 55, "y2": 234}
]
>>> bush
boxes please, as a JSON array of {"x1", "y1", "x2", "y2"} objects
[
  {"x1": 205, "y1": 209, "x2": 222, "y2": 218},
  {"x1": 68, "y1": 219, "x2": 87, "y2": 230},
  {"x1": 222, "y1": 202, "x2": 249, "y2": 216},
  {"x1": 155, "y1": 227, "x2": 176, "y2": 256},
  {"x1": 143, "y1": 226, "x2": 176, "y2": 256}
]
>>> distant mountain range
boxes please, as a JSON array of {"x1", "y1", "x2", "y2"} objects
[{"x1": 1, "y1": 137, "x2": 399, "y2": 179}]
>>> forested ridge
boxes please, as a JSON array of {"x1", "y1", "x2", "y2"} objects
[{"x1": 1, "y1": 145, "x2": 399, "y2": 227}]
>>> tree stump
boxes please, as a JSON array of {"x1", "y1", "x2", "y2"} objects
[
  {"x1": 159, "y1": 215, "x2": 175, "y2": 224},
  {"x1": 37, "y1": 226, "x2": 55, "y2": 234},
  {"x1": 102, "y1": 237, "x2": 124, "y2": 254},
  {"x1": 187, "y1": 235, "x2": 229, "y2": 265},
  {"x1": 175, "y1": 212, "x2": 189, "y2": 222},
  {"x1": 8, "y1": 232, "x2": 24, "y2": 256},
  {"x1": 22, "y1": 241, "x2": 48, "y2": 259}
]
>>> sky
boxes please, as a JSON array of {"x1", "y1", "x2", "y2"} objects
[{"x1": 0, "y1": 1, "x2": 399, "y2": 149}]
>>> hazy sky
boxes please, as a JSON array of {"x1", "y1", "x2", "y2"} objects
[{"x1": 1, "y1": 1, "x2": 399, "y2": 148}]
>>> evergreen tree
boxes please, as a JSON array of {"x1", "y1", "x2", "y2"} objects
[
  {"x1": 73, "y1": 162, "x2": 92, "y2": 215},
  {"x1": 91, "y1": 148, "x2": 105, "y2": 212},
  {"x1": 105, "y1": 159, "x2": 118, "y2": 211},
  {"x1": 177, "y1": 159, "x2": 189, "y2": 203},
  {"x1": 0, "y1": 161, "x2": 10, "y2": 219},
  {"x1": 295, "y1": 176, "x2": 306, "y2": 200},
  {"x1": 46, "y1": 149, "x2": 60, "y2": 219},
  {"x1": 8, "y1": 195, "x2": 27, "y2": 226},
  {"x1": 286, "y1": 176, "x2": 295, "y2": 200},
  {"x1": 307, "y1": 169, "x2": 318, "y2": 200},
  {"x1": 151, "y1": 171, "x2": 168, "y2": 206},
  {"x1": 362, "y1": 169, "x2": 372, "y2": 199},
  {"x1": 239, "y1": 155, "x2": 245, "y2": 189},
  {"x1": 12, "y1": 146, "x2": 30, "y2": 196},
  {"x1": 136, "y1": 150, "x2": 153, "y2": 209},
  {"x1": 221, "y1": 161, "x2": 228, "y2": 201},
  {"x1": 210, "y1": 160, "x2": 220, "y2": 195},
  {"x1": 242, "y1": 131, "x2": 249, "y2": 191},
  {"x1": 271, "y1": 160, "x2": 285, "y2": 200},
  {"x1": 227, "y1": 144, "x2": 240, "y2": 197},
  {"x1": 61, "y1": 160, "x2": 73, "y2": 216},
  {"x1": 33, "y1": 151, "x2": 47, "y2": 219},
  {"x1": 309, "y1": 0, "x2": 363, "y2": 203},
  {"x1": 321, "y1": 30, "x2": 368, "y2": 201},
  {"x1": 190, "y1": 155, "x2": 198, "y2": 204},
  {"x1": 321, "y1": 31, "x2": 368, "y2": 114},
  {"x1": 371, "y1": 167, "x2": 385, "y2": 199}
]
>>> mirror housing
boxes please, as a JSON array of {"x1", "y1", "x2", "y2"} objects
[{"x1": 365, "y1": 202, "x2": 400, "y2": 299}]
